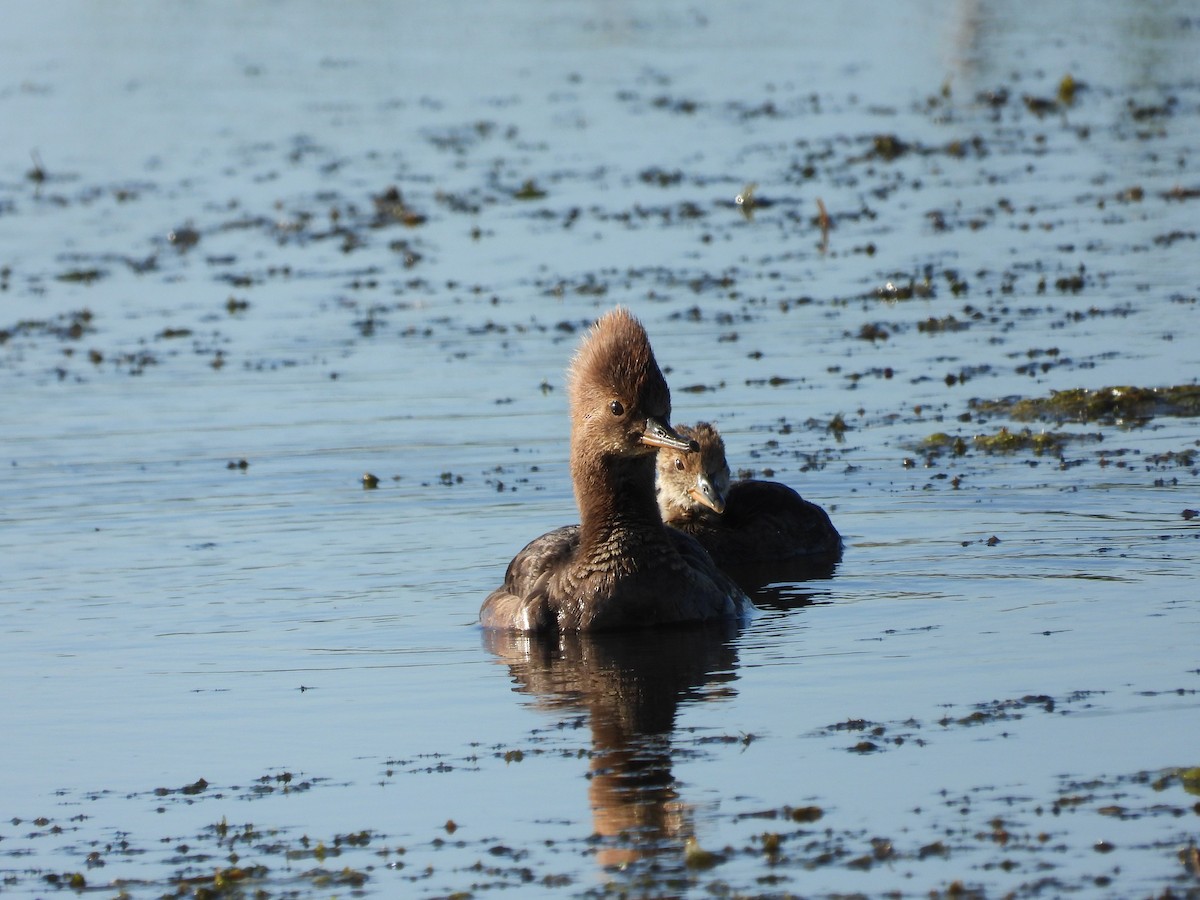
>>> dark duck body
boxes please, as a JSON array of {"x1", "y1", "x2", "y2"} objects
[
  {"x1": 480, "y1": 310, "x2": 751, "y2": 633},
  {"x1": 656, "y1": 422, "x2": 842, "y2": 582}
]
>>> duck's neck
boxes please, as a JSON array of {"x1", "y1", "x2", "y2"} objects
[
  {"x1": 656, "y1": 486, "x2": 692, "y2": 526},
  {"x1": 573, "y1": 452, "x2": 666, "y2": 553}
]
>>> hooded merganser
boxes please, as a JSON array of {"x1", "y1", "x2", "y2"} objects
[
  {"x1": 656, "y1": 422, "x2": 842, "y2": 574},
  {"x1": 480, "y1": 309, "x2": 752, "y2": 632}
]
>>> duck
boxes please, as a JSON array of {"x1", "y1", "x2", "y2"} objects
[
  {"x1": 480, "y1": 308, "x2": 752, "y2": 633},
  {"x1": 656, "y1": 422, "x2": 842, "y2": 580}
]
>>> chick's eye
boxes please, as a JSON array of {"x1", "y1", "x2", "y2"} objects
[
  {"x1": 673, "y1": 458, "x2": 685, "y2": 471},
  {"x1": 609, "y1": 400, "x2": 624, "y2": 416}
]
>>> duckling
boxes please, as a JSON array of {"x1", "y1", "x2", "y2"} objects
[
  {"x1": 480, "y1": 309, "x2": 752, "y2": 632},
  {"x1": 656, "y1": 422, "x2": 842, "y2": 579}
]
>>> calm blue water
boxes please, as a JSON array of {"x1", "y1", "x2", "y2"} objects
[{"x1": 3, "y1": 1, "x2": 1198, "y2": 896}]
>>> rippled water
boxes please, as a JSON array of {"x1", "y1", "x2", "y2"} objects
[{"x1": 3, "y1": 1, "x2": 1199, "y2": 897}]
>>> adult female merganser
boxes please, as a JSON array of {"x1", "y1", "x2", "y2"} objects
[
  {"x1": 656, "y1": 422, "x2": 842, "y2": 578},
  {"x1": 480, "y1": 309, "x2": 751, "y2": 632}
]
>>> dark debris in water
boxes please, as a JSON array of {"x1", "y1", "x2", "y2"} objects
[
  {"x1": 7, "y1": 743, "x2": 1198, "y2": 899},
  {"x1": 2, "y1": 54, "x2": 1191, "y2": 407},
  {"x1": 814, "y1": 691, "x2": 1115, "y2": 754},
  {"x1": 0, "y1": 308, "x2": 95, "y2": 345}
]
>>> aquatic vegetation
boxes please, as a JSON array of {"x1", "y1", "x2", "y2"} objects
[
  {"x1": 371, "y1": 186, "x2": 427, "y2": 228},
  {"x1": 919, "y1": 427, "x2": 1100, "y2": 458},
  {"x1": 917, "y1": 314, "x2": 969, "y2": 333},
  {"x1": 1144, "y1": 448, "x2": 1197, "y2": 469},
  {"x1": 1176, "y1": 767, "x2": 1200, "y2": 796},
  {"x1": 0, "y1": 308, "x2": 95, "y2": 345},
  {"x1": 512, "y1": 179, "x2": 547, "y2": 200},
  {"x1": 26, "y1": 149, "x2": 47, "y2": 183},
  {"x1": 856, "y1": 322, "x2": 890, "y2": 341},
  {"x1": 870, "y1": 133, "x2": 910, "y2": 161},
  {"x1": 1058, "y1": 72, "x2": 1079, "y2": 105},
  {"x1": 874, "y1": 277, "x2": 933, "y2": 301},
  {"x1": 167, "y1": 225, "x2": 200, "y2": 250},
  {"x1": 683, "y1": 836, "x2": 721, "y2": 869},
  {"x1": 970, "y1": 386, "x2": 1200, "y2": 426},
  {"x1": 55, "y1": 268, "x2": 104, "y2": 284}
]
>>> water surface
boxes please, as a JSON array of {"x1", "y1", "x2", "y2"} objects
[{"x1": 3, "y1": 1, "x2": 1199, "y2": 896}]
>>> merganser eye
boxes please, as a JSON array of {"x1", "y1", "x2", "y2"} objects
[{"x1": 609, "y1": 400, "x2": 624, "y2": 416}]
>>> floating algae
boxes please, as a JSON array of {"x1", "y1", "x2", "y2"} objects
[
  {"x1": 919, "y1": 427, "x2": 1101, "y2": 458},
  {"x1": 969, "y1": 385, "x2": 1200, "y2": 426}
]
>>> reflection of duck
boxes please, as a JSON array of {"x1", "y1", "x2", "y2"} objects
[
  {"x1": 483, "y1": 624, "x2": 739, "y2": 870},
  {"x1": 481, "y1": 309, "x2": 752, "y2": 632},
  {"x1": 656, "y1": 422, "x2": 842, "y2": 589}
]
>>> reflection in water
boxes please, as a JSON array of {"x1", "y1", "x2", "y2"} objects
[
  {"x1": 726, "y1": 556, "x2": 840, "y2": 611},
  {"x1": 940, "y1": 0, "x2": 984, "y2": 81},
  {"x1": 483, "y1": 625, "x2": 741, "y2": 871},
  {"x1": 941, "y1": 0, "x2": 1197, "y2": 95},
  {"x1": 746, "y1": 568, "x2": 837, "y2": 612}
]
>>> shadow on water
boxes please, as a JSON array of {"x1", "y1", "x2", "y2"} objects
[{"x1": 483, "y1": 623, "x2": 740, "y2": 875}]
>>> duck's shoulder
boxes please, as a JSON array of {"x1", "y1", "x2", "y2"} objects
[
  {"x1": 505, "y1": 524, "x2": 579, "y2": 583},
  {"x1": 480, "y1": 525, "x2": 579, "y2": 631}
]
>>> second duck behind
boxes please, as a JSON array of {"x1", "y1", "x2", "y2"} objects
[{"x1": 656, "y1": 421, "x2": 842, "y2": 582}]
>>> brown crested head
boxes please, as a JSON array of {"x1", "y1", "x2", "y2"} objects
[
  {"x1": 567, "y1": 307, "x2": 693, "y2": 458},
  {"x1": 656, "y1": 421, "x2": 732, "y2": 518}
]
